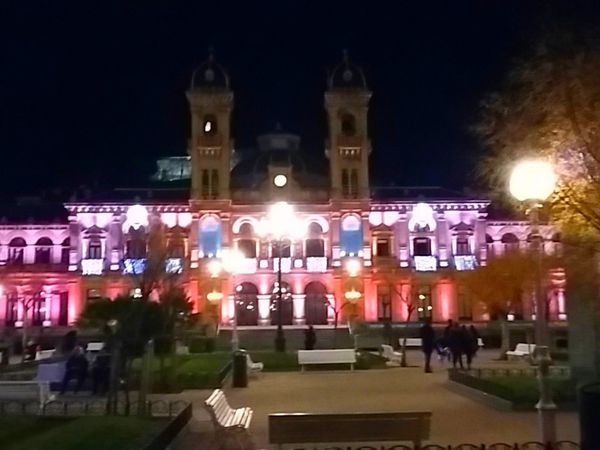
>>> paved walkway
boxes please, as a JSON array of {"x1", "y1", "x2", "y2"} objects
[{"x1": 167, "y1": 350, "x2": 579, "y2": 449}]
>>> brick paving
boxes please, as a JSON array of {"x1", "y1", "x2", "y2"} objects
[{"x1": 167, "y1": 350, "x2": 579, "y2": 449}]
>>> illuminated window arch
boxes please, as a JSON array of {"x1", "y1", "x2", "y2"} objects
[
  {"x1": 234, "y1": 282, "x2": 258, "y2": 326},
  {"x1": 126, "y1": 226, "x2": 147, "y2": 259},
  {"x1": 501, "y1": 233, "x2": 519, "y2": 252},
  {"x1": 8, "y1": 237, "x2": 26, "y2": 264},
  {"x1": 306, "y1": 222, "x2": 325, "y2": 257},
  {"x1": 199, "y1": 216, "x2": 222, "y2": 258},
  {"x1": 35, "y1": 237, "x2": 53, "y2": 264},
  {"x1": 203, "y1": 114, "x2": 217, "y2": 135},
  {"x1": 340, "y1": 214, "x2": 362, "y2": 256},
  {"x1": 61, "y1": 238, "x2": 70, "y2": 265},
  {"x1": 304, "y1": 281, "x2": 328, "y2": 325},
  {"x1": 340, "y1": 112, "x2": 356, "y2": 136}
]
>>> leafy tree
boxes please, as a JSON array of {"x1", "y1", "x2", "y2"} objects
[{"x1": 458, "y1": 250, "x2": 559, "y2": 358}]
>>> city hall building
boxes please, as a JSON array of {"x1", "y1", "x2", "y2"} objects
[{"x1": 0, "y1": 54, "x2": 566, "y2": 332}]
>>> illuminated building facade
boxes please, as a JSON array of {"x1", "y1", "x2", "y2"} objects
[{"x1": 0, "y1": 54, "x2": 566, "y2": 332}]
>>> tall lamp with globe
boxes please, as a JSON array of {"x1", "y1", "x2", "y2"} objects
[{"x1": 509, "y1": 159, "x2": 557, "y2": 445}]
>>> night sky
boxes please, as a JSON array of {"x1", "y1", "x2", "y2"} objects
[{"x1": 0, "y1": 2, "x2": 596, "y2": 198}]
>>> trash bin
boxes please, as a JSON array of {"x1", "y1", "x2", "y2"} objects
[
  {"x1": 232, "y1": 350, "x2": 248, "y2": 388},
  {"x1": 579, "y1": 382, "x2": 600, "y2": 450}
]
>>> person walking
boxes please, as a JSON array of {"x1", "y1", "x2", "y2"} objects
[
  {"x1": 304, "y1": 325, "x2": 316, "y2": 350},
  {"x1": 60, "y1": 346, "x2": 88, "y2": 394},
  {"x1": 461, "y1": 325, "x2": 477, "y2": 370},
  {"x1": 448, "y1": 323, "x2": 464, "y2": 369},
  {"x1": 419, "y1": 318, "x2": 435, "y2": 373}
]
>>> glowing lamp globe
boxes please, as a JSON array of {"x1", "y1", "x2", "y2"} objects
[{"x1": 509, "y1": 160, "x2": 557, "y2": 202}]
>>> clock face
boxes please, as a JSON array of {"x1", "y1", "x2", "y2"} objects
[{"x1": 273, "y1": 174, "x2": 287, "y2": 187}]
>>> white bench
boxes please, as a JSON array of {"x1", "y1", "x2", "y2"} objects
[
  {"x1": 380, "y1": 344, "x2": 403, "y2": 366},
  {"x1": 297, "y1": 349, "x2": 357, "y2": 371},
  {"x1": 506, "y1": 343, "x2": 536, "y2": 359},
  {"x1": 35, "y1": 349, "x2": 55, "y2": 360},
  {"x1": 0, "y1": 381, "x2": 54, "y2": 408},
  {"x1": 399, "y1": 338, "x2": 422, "y2": 347},
  {"x1": 204, "y1": 389, "x2": 253, "y2": 447},
  {"x1": 246, "y1": 353, "x2": 263, "y2": 376},
  {"x1": 86, "y1": 342, "x2": 104, "y2": 352}
]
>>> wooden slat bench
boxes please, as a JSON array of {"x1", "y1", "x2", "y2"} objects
[
  {"x1": 204, "y1": 389, "x2": 253, "y2": 448},
  {"x1": 297, "y1": 349, "x2": 357, "y2": 371},
  {"x1": 269, "y1": 411, "x2": 431, "y2": 449},
  {"x1": 0, "y1": 381, "x2": 54, "y2": 409}
]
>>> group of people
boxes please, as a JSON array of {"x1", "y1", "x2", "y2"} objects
[
  {"x1": 60, "y1": 345, "x2": 111, "y2": 395},
  {"x1": 419, "y1": 319, "x2": 480, "y2": 373}
]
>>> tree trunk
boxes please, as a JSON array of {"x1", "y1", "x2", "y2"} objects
[
  {"x1": 21, "y1": 313, "x2": 28, "y2": 364},
  {"x1": 498, "y1": 318, "x2": 510, "y2": 360},
  {"x1": 107, "y1": 343, "x2": 121, "y2": 414},
  {"x1": 400, "y1": 308, "x2": 413, "y2": 367}
]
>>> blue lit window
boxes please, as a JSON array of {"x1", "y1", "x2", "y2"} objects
[
  {"x1": 200, "y1": 216, "x2": 222, "y2": 258},
  {"x1": 340, "y1": 215, "x2": 362, "y2": 256}
]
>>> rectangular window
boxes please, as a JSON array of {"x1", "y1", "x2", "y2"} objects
[
  {"x1": 87, "y1": 289, "x2": 102, "y2": 301},
  {"x1": 341, "y1": 169, "x2": 349, "y2": 197},
  {"x1": 237, "y1": 239, "x2": 257, "y2": 258},
  {"x1": 305, "y1": 239, "x2": 325, "y2": 257},
  {"x1": 349, "y1": 169, "x2": 359, "y2": 198},
  {"x1": 457, "y1": 285, "x2": 472, "y2": 320},
  {"x1": 88, "y1": 240, "x2": 102, "y2": 259},
  {"x1": 211, "y1": 169, "x2": 219, "y2": 199},
  {"x1": 416, "y1": 285, "x2": 432, "y2": 319},
  {"x1": 272, "y1": 240, "x2": 291, "y2": 258},
  {"x1": 58, "y1": 292, "x2": 69, "y2": 326},
  {"x1": 376, "y1": 238, "x2": 391, "y2": 257},
  {"x1": 414, "y1": 238, "x2": 432, "y2": 256},
  {"x1": 5, "y1": 294, "x2": 18, "y2": 326},
  {"x1": 377, "y1": 284, "x2": 392, "y2": 321},
  {"x1": 201, "y1": 169, "x2": 210, "y2": 199},
  {"x1": 456, "y1": 237, "x2": 470, "y2": 256},
  {"x1": 10, "y1": 248, "x2": 24, "y2": 265},
  {"x1": 31, "y1": 294, "x2": 45, "y2": 326}
]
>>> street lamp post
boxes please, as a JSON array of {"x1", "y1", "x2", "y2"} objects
[
  {"x1": 509, "y1": 159, "x2": 558, "y2": 445},
  {"x1": 258, "y1": 202, "x2": 305, "y2": 352}
]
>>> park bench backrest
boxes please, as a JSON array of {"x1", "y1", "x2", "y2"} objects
[
  {"x1": 515, "y1": 343, "x2": 535, "y2": 354},
  {"x1": 86, "y1": 342, "x2": 104, "y2": 352},
  {"x1": 205, "y1": 389, "x2": 233, "y2": 428},
  {"x1": 381, "y1": 344, "x2": 395, "y2": 358},
  {"x1": 269, "y1": 411, "x2": 431, "y2": 446},
  {"x1": 402, "y1": 338, "x2": 422, "y2": 347},
  {"x1": 298, "y1": 349, "x2": 356, "y2": 364}
]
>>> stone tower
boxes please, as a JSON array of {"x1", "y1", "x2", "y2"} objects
[
  {"x1": 187, "y1": 52, "x2": 233, "y2": 202},
  {"x1": 325, "y1": 51, "x2": 372, "y2": 200}
]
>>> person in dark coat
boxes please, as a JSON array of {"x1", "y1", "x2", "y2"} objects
[
  {"x1": 419, "y1": 318, "x2": 435, "y2": 373},
  {"x1": 91, "y1": 349, "x2": 111, "y2": 395},
  {"x1": 304, "y1": 325, "x2": 316, "y2": 350},
  {"x1": 60, "y1": 346, "x2": 88, "y2": 394},
  {"x1": 448, "y1": 323, "x2": 464, "y2": 369},
  {"x1": 461, "y1": 325, "x2": 477, "y2": 370}
]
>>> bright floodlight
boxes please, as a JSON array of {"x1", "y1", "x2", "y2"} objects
[
  {"x1": 345, "y1": 258, "x2": 361, "y2": 277},
  {"x1": 207, "y1": 259, "x2": 222, "y2": 278},
  {"x1": 273, "y1": 174, "x2": 288, "y2": 187},
  {"x1": 221, "y1": 249, "x2": 245, "y2": 274},
  {"x1": 509, "y1": 160, "x2": 557, "y2": 202},
  {"x1": 262, "y1": 202, "x2": 305, "y2": 239}
]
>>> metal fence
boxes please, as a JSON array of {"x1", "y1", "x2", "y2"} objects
[
  {"x1": 297, "y1": 443, "x2": 580, "y2": 450},
  {"x1": 463, "y1": 367, "x2": 571, "y2": 379},
  {"x1": 0, "y1": 399, "x2": 189, "y2": 417}
]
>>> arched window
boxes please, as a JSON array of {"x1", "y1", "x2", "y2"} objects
[
  {"x1": 305, "y1": 222, "x2": 325, "y2": 257},
  {"x1": 501, "y1": 233, "x2": 519, "y2": 253},
  {"x1": 270, "y1": 281, "x2": 293, "y2": 325},
  {"x1": 340, "y1": 215, "x2": 362, "y2": 256},
  {"x1": 199, "y1": 216, "x2": 222, "y2": 258},
  {"x1": 234, "y1": 282, "x2": 259, "y2": 326},
  {"x1": 413, "y1": 237, "x2": 432, "y2": 256},
  {"x1": 340, "y1": 113, "x2": 356, "y2": 136},
  {"x1": 126, "y1": 227, "x2": 147, "y2": 259},
  {"x1": 304, "y1": 282, "x2": 329, "y2": 325},
  {"x1": 35, "y1": 237, "x2": 53, "y2": 264},
  {"x1": 203, "y1": 114, "x2": 217, "y2": 135},
  {"x1": 237, "y1": 222, "x2": 256, "y2": 258},
  {"x1": 167, "y1": 236, "x2": 185, "y2": 259},
  {"x1": 87, "y1": 238, "x2": 102, "y2": 259},
  {"x1": 8, "y1": 237, "x2": 26, "y2": 264},
  {"x1": 61, "y1": 238, "x2": 70, "y2": 265}
]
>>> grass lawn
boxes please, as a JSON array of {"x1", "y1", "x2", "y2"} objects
[
  {"x1": 247, "y1": 350, "x2": 387, "y2": 371},
  {"x1": 1, "y1": 416, "x2": 165, "y2": 450},
  {"x1": 487, "y1": 376, "x2": 577, "y2": 405}
]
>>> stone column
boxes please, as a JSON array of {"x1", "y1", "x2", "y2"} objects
[
  {"x1": 257, "y1": 294, "x2": 271, "y2": 326},
  {"x1": 292, "y1": 294, "x2": 306, "y2": 325}
]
